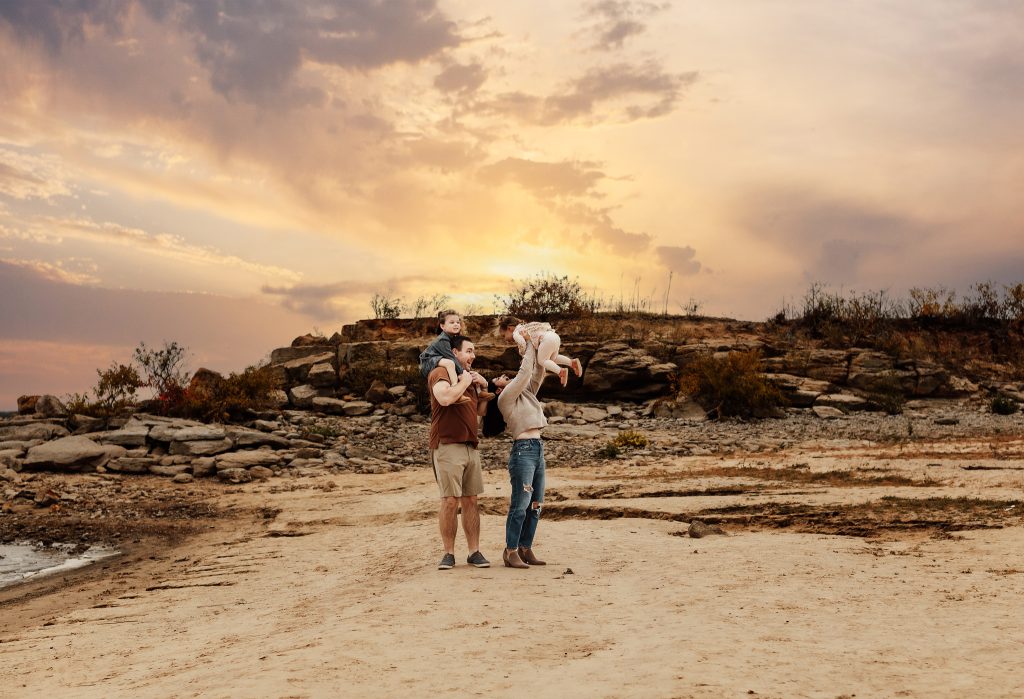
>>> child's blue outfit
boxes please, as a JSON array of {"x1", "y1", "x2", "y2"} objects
[{"x1": 419, "y1": 332, "x2": 464, "y2": 378}]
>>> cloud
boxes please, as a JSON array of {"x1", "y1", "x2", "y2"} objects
[
  {"x1": 655, "y1": 245, "x2": 701, "y2": 276},
  {"x1": 0, "y1": 147, "x2": 74, "y2": 200},
  {"x1": 0, "y1": 256, "x2": 100, "y2": 285},
  {"x1": 261, "y1": 279, "x2": 387, "y2": 321},
  {"x1": 0, "y1": 257, "x2": 312, "y2": 358},
  {"x1": 478, "y1": 61, "x2": 696, "y2": 125},
  {"x1": 434, "y1": 61, "x2": 488, "y2": 94},
  {"x1": 1, "y1": 0, "x2": 462, "y2": 106},
  {"x1": 556, "y1": 201, "x2": 652, "y2": 253},
  {"x1": 582, "y1": 1, "x2": 668, "y2": 51},
  {"x1": 739, "y1": 188, "x2": 932, "y2": 284},
  {"x1": 45, "y1": 216, "x2": 303, "y2": 282},
  {"x1": 0, "y1": 0, "x2": 132, "y2": 54},
  {"x1": 478, "y1": 158, "x2": 606, "y2": 198}
]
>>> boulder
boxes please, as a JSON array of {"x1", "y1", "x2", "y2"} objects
[
  {"x1": 34, "y1": 395, "x2": 66, "y2": 417},
  {"x1": 93, "y1": 424, "x2": 150, "y2": 447},
  {"x1": 649, "y1": 397, "x2": 707, "y2": 420},
  {"x1": 192, "y1": 457, "x2": 217, "y2": 477},
  {"x1": 543, "y1": 424, "x2": 608, "y2": 440},
  {"x1": 763, "y1": 349, "x2": 850, "y2": 384},
  {"x1": 269, "y1": 345, "x2": 335, "y2": 364},
  {"x1": 364, "y1": 380, "x2": 392, "y2": 404},
  {"x1": 249, "y1": 465, "x2": 274, "y2": 480},
  {"x1": 226, "y1": 428, "x2": 291, "y2": 450},
  {"x1": 70, "y1": 414, "x2": 106, "y2": 434},
  {"x1": 812, "y1": 405, "x2": 845, "y2": 419},
  {"x1": 215, "y1": 450, "x2": 282, "y2": 469},
  {"x1": 310, "y1": 397, "x2": 348, "y2": 414},
  {"x1": 281, "y1": 352, "x2": 337, "y2": 383},
  {"x1": 543, "y1": 401, "x2": 576, "y2": 418},
  {"x1": 388, "y1": 385, "x2": 408, "y2": 398},
  {"x1": 814, "y1": 393, "x2": 869, "y2": 412},
  {"x1": 105, "y1": 457, "x2": 155, "y2": 474},
  {"x1": 341, "y1": 400, "x2": 374, "y2": 417},
  {"x1": 169, "y1": 438, "x2": 233, "y2": 456},
  {"x1": 23, "y1": 436, "x2": 109, "y2": 471},
  {"x1": 581, "y1": 342, "x2": 676, "y2": 400},
  {"x1": 173, "y1": 473, "x2": 194, "y2": 484},
  {"x1": 150, "y1": 424, "x2": 227, "y2": 442},
  {"x1": 308, "y1": 362, "x2": 338, "y2": 388},
  {"x1": 291, "y1": 333, "x2": 331, "y2": 348},
  {"x1": 578, "y1": 406, "x2": 610, "y2": 423},
  {"x1": 270, "y1": 389, "x2": 290, "y2": 408},
  {"x1": 342, "y1": 342, "x2": 389, "y2": 367},
  {"x1": 217, "y1": 468, "x2": 252, "y2": 484},
  {"x1": 148, "y1": 463, "x2": 193, "y2": 477},
  {"x1": 289, "y1": 385, "x2": 319, "y2": 409},
  {"x1": 0, "y1": 423, "x2": 70, "y2": 442},
  {"x1": 16, "y1": 395, "x2": 39, "y2": 415}
]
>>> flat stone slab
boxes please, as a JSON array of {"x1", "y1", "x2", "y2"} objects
[
  {"x1": 24, "y1": 436, "x2": 107, "y2": 470},
  {"x1": 169, "y1": 438, "x2": 233, "y2": 456},
  {"x1": 93, "y1": 425, "x2": 150, "y2": 447},
  {"x1": 215, "y1": 450, "x2": 282, "y2": 469},
  {"x1": 150, "y1": 425, "x2": 227, "y2": 442},
  {"x1": 0, "y1": 423, "x2": 70, "y2": 442}
]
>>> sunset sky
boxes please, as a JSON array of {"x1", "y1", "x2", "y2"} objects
[{"x1": 1, "y1": 0, "x2": 1022, "y2": 408}]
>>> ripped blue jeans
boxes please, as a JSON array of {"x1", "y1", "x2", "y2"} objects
[{"x1": 505, "y1": 438, "x2": 545, "y2": 550}]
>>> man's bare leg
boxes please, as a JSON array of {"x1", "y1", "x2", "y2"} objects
[
  {"x1": 439, "y1": 496, "x2": 459, "y2": 554},
  {"x1": 460, "y1": 495, "x2": 480, "y2": 553}
]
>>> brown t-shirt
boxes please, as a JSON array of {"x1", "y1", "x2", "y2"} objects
[{"x1": 428, "y1": 366, "x2": 479, "y2": 450}]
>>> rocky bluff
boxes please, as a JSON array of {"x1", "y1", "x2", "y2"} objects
[{"x1": 267, "y1": 315, "x2": 1022, "y2": 417}]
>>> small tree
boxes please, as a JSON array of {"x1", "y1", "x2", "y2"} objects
[
  {"x1": 134, "y1": 340, "x2": 190, "y2": 399},
  {"x1": 94, "y1": 362, "x2": 144, "y2": 413}
]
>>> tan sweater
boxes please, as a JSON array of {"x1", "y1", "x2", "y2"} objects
[{"x1": 497, "y1": 344, "x2": 548, "y2": 438}]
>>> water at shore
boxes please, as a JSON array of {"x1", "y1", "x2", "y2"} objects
[{"x1": 0, "y1": 543, "x2": 119, "y2": 589}]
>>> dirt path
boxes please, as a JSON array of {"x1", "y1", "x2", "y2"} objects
[{"x1": 2, "y1": 442, "x2": 1024, "y2": 698}]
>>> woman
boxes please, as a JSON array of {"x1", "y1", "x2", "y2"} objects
[{"x1": 494, "y1": 343, "x2": 548, "y2": 569}]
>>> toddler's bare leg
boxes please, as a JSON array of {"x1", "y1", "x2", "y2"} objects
[
  {"x1": 439, "y1": 358, "x2": 469, "y2": 403},
  {"x1": 538, "y1": 332, "x2": 569, "y2": 386},
  {"x1": 439, "y1": 358, "x2": 458, "y2": 384}
]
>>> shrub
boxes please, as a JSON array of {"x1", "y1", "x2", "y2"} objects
[
  {"x1": 870, "y1": 390, "x2": 906, "y2": 415},
  {"x1": 63, "y1": 391, "x2": 98, "y2": 417},
  {"x1": 598, "y1": 430, "x2": 649, "y2": 458},
  {"x1": 613, "y1": 430, "x2": 649, "y2": 449},
  {"x1": 496, "y1": 273, "x2": 599, "y2": 319},
  {"x1": 678, "y1": 350, "x2": 786, "y2": 419},
  {"x1": 991, "y1": 396, "x2": 1019, "y2": 415},
  {"x1": 179, "y1": 364, "x2": 280, "y2": 421},
  {"x1": 370, "y1": 292, "x2": 404, "y2": 319}
]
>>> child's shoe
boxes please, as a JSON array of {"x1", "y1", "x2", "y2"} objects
[
  {"x1": 571, "y1": 358, "x2": 583, "y2": 377},
  {"x1": 558, "y1": 367, "x2": 569, "y2": 387}
]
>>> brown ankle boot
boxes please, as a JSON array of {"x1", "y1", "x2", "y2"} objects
[
  {"x1": 503, "y1": 548, "x2": 529, "y2": 569},
  {"x1": 518, "y1": 547, "x2": 546, "y2": 565}
]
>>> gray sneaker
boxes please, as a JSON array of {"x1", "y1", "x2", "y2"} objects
[
  {"x1": 467, "y1": 551, "x2": 490, "y2": 568},
  {"x1": 438, "y1": 553, "x2": 456, "y2": 570}
]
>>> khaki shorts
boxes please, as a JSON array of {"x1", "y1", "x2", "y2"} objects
[{"x1": 431, "y1": 443, "x2": 484, "y2": 498}]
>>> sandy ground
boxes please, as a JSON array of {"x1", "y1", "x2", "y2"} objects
[{"x1": 2, "y1": 439, "x2": 1024, "y2": 698}]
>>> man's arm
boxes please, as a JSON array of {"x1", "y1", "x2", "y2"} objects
[{"x1": 431, "y1": 370, "x2": 473, "y2": 406}]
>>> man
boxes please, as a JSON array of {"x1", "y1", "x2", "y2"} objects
[{"x1": 428, "y1": 334, "x2": 491, "y2": 570}]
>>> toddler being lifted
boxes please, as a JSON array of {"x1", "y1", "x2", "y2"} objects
[{"x1": 497, "y1": 315, "x2": 583, "y2": 387}]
